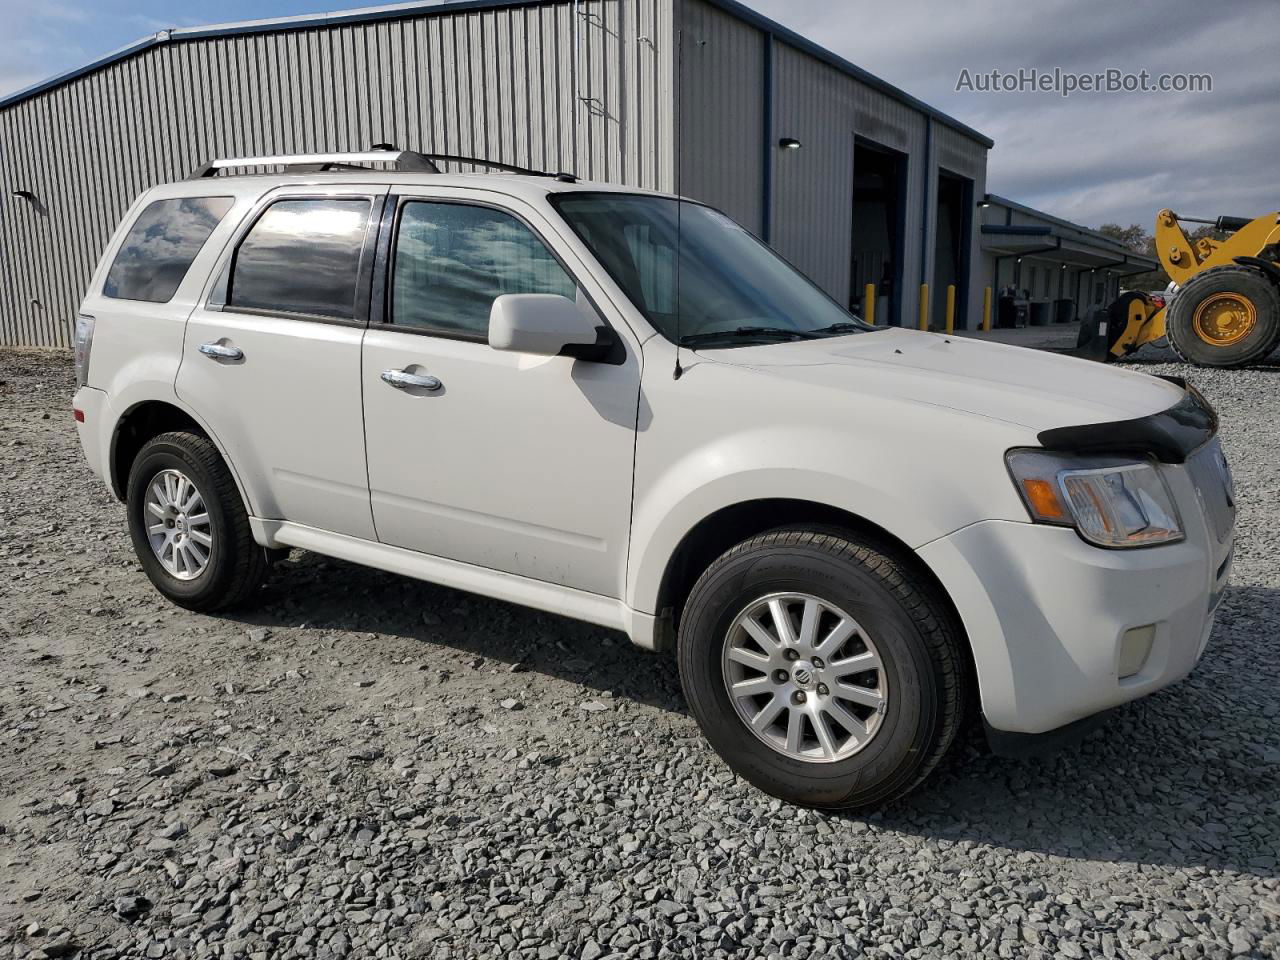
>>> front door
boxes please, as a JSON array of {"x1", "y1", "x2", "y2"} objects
[
  {"x1": 360, "y1": 193, "x2": 641, "y2": 598},
  {"x1": 177, "y1": 186, "x2": 386, "y2": 540}
]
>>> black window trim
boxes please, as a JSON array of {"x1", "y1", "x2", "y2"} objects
[
  {"x1": 102, "y1": 194, "x2": 236, "y2": 304},
  {"x1": 369, "y1": 192, "x2": 623, "y2": 362},
  {"x1": 208, "y1": 190, "x2": 385, "y2": 329}
]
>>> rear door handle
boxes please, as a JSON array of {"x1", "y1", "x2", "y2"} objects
[
  {"x1": 199, "y1": 341, "x2": 243, "y2": 361},
  {"x1": 381, "y1": 369, "x2": 442, "y2": 391}
]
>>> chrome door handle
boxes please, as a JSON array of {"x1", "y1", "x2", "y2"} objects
[
  {"x1": 381, "y1": 369, "x2": 442, "y2": 391},
  {"x1": 199, "y1": 341, "x2": 243, "y2": 361}
]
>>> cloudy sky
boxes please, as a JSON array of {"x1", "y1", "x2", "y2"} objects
[{"x1": 5, "y1": 0, "x2": 1276, "y2": 228}]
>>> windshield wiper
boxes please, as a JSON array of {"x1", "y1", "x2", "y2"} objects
[
  {"x1": 679, "y1": 326, "x2": 821, "y2": 346},
  {"x1": 809, "y1": 321, "x2": 869, "y2": 335}
]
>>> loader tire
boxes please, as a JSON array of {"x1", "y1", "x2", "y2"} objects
[{"x1": 1166, "y1": 266, "x2": 1280, "y2": 368}]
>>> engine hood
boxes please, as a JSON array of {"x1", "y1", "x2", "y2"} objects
[{"x1": 696, "y1": 328, "x2": 1186, "y2": 433}]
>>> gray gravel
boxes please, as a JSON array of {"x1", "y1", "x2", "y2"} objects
[{"x1": 1, "y1": 344, "x2": 1278, "y2": 960}]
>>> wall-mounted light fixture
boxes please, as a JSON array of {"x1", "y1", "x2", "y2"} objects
[
  {"x1": 778, "y1": 138, "x2": 802, "y2": 150},
  {"x1": 977, "y1": 199, "x2": 992, "y2": 208},
  {"x1": 12, "y1": 189, "x2": 35, "y2": 202}
]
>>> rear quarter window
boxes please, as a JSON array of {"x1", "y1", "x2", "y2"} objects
[{"x1": 104, "y1": 196, "x2": 235, "y2": 303}]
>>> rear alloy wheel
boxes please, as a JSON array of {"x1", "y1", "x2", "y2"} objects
[
  {"x1": 1166, "y1": 265, "x2": 1280, "y2": 367},
  {"x1": 127, "y1": 431, "x2": 268, "y2": 611},
  {"x1": 678, "y1": 528, "x2": 968, "y2": 810},
  {"x1": 142, "y1": 468, "x2": 214, "y2": 580}
]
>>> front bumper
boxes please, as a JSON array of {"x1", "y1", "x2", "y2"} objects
[{"x1": 918, "y1": 457, "x2": 1231, "y2": 735}]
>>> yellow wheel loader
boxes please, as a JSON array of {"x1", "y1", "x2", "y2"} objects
[{"x1": 1077, "y1": 209, "x2": 1280, "y2": 367}]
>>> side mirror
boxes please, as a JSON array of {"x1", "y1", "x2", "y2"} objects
[{"x1": 488, "y1": 294, "x2": 618, "y2": 362}]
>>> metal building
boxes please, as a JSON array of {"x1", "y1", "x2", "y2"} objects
[
  {"x1": 0, "y1": 0, "x2": 995, "y2": 348},
  {"x1": 979, "y1": 194, "x2": 1159, "y2": 327}
]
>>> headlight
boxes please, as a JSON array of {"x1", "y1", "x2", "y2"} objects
[
  {"x1": 1006, "y1": 449, "x2": 1184, "y2": 548},
  {"x1": 74, "y1": 314, "x2": 96, "y2": 389}
]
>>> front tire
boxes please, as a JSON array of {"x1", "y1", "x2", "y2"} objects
[
  {"x1": 677, "y1": 529, "x2": 968, "y2": 810},
  {"x1": 126, "y1": 431, "x2": 268, "y2": 611}
]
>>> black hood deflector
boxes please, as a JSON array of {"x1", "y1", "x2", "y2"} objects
[{"x1": 1036, "y1": 377, "x2": 1217, "y2": 464}]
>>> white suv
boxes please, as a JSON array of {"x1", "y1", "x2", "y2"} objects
[{"x1": 72, "y1": 149, "x2": 1235, "y2": 809}]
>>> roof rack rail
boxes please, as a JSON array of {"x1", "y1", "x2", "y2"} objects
[
  {"x1": 418, "y1": 153, "x2": 576, "y2": 181},
  {"x1": 187, "y1": 146, "x2": 578, "y2": 182},
  {"x1": 187, "y1": 148, "x2": 440, "y2": 179}
]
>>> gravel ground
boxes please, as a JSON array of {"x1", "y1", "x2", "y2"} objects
[{"x1": 1, "y1": 345, "x2": 1278, "y2": 960}]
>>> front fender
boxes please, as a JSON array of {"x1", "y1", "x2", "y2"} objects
[{"x1": 625, "y1": 419, "x2": 1027, "y2": 615}]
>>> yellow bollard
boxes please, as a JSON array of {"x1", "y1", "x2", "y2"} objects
[
  {"x1": 918, "y1": 284, "x2": 929, "y2": 331},
  {"x1": 982, "y1": 286, "x2": 993, "y2": 331},
  {"x1": 945, "y1": 284, "x2": 956, "y2": 335},
  {"x1": 863, "y1": 283, "x2": 876, "y2": 326}
]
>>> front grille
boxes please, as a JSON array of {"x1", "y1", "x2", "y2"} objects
[{"x1": 1186, "y1": 440, "x2": 1236, "y2": 544}]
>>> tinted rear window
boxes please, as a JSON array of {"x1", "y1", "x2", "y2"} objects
[
  {"x1": 104, "y1": 196, "x2": 234, "y2": 303},
  {"x1": 228, "y1": 198, "x2": 371, "y2": 320}
]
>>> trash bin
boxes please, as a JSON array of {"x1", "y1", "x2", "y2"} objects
[
  {"x1": 1029, "y1": 301, "x2": 1052, "y2": 326},
  {"x1": 1054, "y1": 298, "x2": 1075, "y2": 324},
  {"x1": 997, "y1": 295, "x2": 1029, "y2": 328}
]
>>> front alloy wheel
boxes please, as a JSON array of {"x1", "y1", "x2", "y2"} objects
[{"x1": 722, "y1": 592, "x2": 888, "y2": 762}]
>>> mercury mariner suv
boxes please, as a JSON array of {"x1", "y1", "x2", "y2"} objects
[{"x1": 72, "y1": 148, "x2": 1235, "y2": 809}]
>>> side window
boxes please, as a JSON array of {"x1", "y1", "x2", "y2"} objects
[
  {"x1": 229, "y1": 198, "x2": 371, "y2": 320},
  {"x1": 104, "y1": 196, "x2": 234, "y2": 303},
  {"x1": 391, "y1": 201, "x2": 578, "y2": 337}
]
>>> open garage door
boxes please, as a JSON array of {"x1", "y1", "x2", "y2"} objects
[
  {"x1": 933, "y1": 169, "x2": 974, "y2": 330},
  {"x1": 850, "y1": 139, "x2": 907, "y2": 325}
]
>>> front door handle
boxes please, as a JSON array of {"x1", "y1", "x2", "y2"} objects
[
  {"x1": 199, "y1": 341, "x2": 244, "y2": 361},
  {"x1": 381, "y1": 368, "x2": 442, "y2": 391}
]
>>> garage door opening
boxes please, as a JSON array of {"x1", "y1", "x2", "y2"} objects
[
  {"x1": 850, "y1": 139, "x2": 907, "y2": 325},
  {"x1": 932, "y1": 169, "x2": 973, "y2": 330}
]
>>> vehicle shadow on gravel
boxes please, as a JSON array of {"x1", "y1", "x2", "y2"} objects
[
  {"x1": 224, "y1": 549, "x2": 689, "y2": 712},
  {"x1": 874, "y1": 583, "x2": 1280, "y2": 878}
]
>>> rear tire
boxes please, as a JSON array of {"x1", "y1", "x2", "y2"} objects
[
  {"x1": 1166, "y1": 265, "x2": 1280, "y2": 367},
  {"x1": 677, "y1": 528, "x2": 968, "y2": 810},
  {"x1": 126, "y1": 431, "x2": 268, "y2": 612}
]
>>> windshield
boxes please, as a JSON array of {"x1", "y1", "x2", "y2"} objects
[{"x1": 551, "y1": 193, "x2": 872, "y2": 346}]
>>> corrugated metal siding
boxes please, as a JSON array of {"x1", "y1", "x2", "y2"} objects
[
  {"x1": 0, "y1": 0, "x2": 675, "y2": 348},
  {"x1": 676, "y1": 0, "x2": 765, "y2": 234},
  {"x1": 767, "y1": 42, "x2": 857, "y2": 304}
]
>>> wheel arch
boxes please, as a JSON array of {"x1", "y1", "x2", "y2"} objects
[
  {"x1": 109, "y1": 399, "x2": 252, "y2": 514},
  {"x1": 647, "y1": 498, "x2": 975, "y2": 681}
]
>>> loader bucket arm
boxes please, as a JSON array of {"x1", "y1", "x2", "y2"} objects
[{"x1": 1156, "y1": 208, "x2": 1280, "y2": 286}]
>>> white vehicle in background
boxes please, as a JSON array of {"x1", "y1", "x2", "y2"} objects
[{"x1": 72, "y1": 149, "x2": 1235, "y2": 809}]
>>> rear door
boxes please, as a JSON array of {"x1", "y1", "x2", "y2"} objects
[
  {"x1": 359, "y1": 189, "x2": 642, "y2": 598},
  {"x1": 177, "y1": 185, "x2": 386, "y2": 539}
]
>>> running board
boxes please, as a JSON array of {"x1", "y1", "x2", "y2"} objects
[{"x1": 249, "y1": 518, "x2": 659, "y2": 650}]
